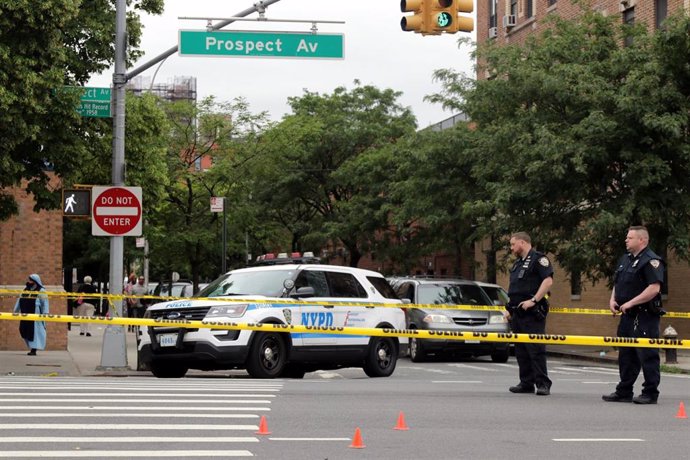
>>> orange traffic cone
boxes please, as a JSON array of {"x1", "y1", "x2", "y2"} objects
[
  {"x1": 394, "y1": 411, "x2": 409, "y2": 431},
  {"x1": 676, "y1": 402, "x2": 687, "y2": 419},
  {"x1": 255, "y1": 415, "x2": 271, "y2": 435},
  {"x1": 349, "y1": 427, "x2": 365, "y2": 448}
]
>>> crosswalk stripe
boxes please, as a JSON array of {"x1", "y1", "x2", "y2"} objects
[
  {"x1": 446, "y1": 363, "x2": 499, "y2": 372},
  {"x1": 0, "y1": 437, "x2": 258, "y2": 443},
  {"x1": 0, "y1": 398, "x2": 273, "y2": 403},
  {"x1": 0, "y1": 406, "x2": 270, "y2": 411},
  {"x1": 0, "y1": 392, "x2": 277, "y2": 397},
  {"x1": 0, "y1": 413, "x2": 259, "y2": 419},
  {"x1": 0, "y1": 424, "x2": 258, "y2": 430},
  {"x1": 0, "y1": 451, "x2": 253, "y2": 457}
]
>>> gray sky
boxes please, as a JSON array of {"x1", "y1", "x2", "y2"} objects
[{"x1": 89, "y1": 0, "x2": 475, "y2": 128}]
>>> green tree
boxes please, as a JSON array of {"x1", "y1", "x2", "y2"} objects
[
  {"x1": 0, "y1": 0, "x2": 163, "y2": 220},
  {"x1": 149, "y1": 97, "x2": 269, "y2": 289},
  {"x1": 251, "y1": 82, "x2": 417, "y2": 267},
  {"x1": 429, "y1": 9, "x2": 690, "y2": 283}
]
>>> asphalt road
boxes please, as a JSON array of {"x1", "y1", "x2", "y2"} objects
[{"x1": 0, "y1": 356, "x2": 688, "y2": 459}]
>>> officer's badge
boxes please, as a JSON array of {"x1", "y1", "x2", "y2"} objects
[
  {"x1": 538, "y1": 257, "x2": 550, "y2": 267},
  {"x1": 650, "y1": 259, "x2": 661, "y2": 269},
  {"x1": 282, "y1": 308, "x2": 292, "y2": 325}
]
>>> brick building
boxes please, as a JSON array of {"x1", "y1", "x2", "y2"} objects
[
  {"x1": 0, "y1": 178, "x2": 67, "y2": 351},
  {"x1": 474, "y1": 0, "x2": 690, "y2": 339}
]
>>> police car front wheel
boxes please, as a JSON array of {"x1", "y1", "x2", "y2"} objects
[
  {"x1": 246, "y1": 332, "x2": 288, "y2": 379},
  {"x1": 363, "y1": 337, "x2": 398, "y2": 377}
]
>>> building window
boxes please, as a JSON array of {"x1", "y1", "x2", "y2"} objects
[
  {"x1": 526, "y1": 0, "x2": 533, "y2": 18},
  {"x1": 655, "y1": 0, "x2": 668, "y2": 29},
  {"x1": 489, "y1": 0, "x2": 498, "y2": 28},
  {"x1": 547, "y1": 0, "x2": 557, "y2": 6},
  {"x1": 510, "y1": 0, "x2": 518, "y2": 16},
  {"x1": 623, "y1": 7, "x2": 635, "y2": 47}
]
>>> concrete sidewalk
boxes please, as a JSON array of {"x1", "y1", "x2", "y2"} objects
[
  {"x1": 1, "y1": 325, "x2": 689, "y2": 377},
  {"x1": 0, "y1": 324, "x2": 140, "y2": 377}
]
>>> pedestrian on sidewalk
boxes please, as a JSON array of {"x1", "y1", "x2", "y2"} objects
[
  {"x1": 603, "y1": 226, "x2": 665, "y2": 405},
  {"x1": 13, "y1": 273, "x2": 49, "y2": 356},
  {"x1": 129, "y1": 275, "x2": 149, "y2": 319},
  {"x1": 75, "y1": 275, "x2": 98, "y2": 337},
  {"x1": 505, "y1": 232, "x2": 554, "y2": 396}
]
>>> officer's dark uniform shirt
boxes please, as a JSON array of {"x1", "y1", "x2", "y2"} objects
[
  {"x1": 508, "y1": 249, "x2": 554, "y2": 307},
  {"x1": 613, "y1": 246, "x2": 664, "y2": 307}
]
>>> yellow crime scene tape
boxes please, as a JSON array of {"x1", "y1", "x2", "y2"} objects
[
  {"x1": 2, "y1": 288, "x2": 690, "y2": 318},
  {"x1": 0, "y1": 311, "x2": 688, "y2": 350}
]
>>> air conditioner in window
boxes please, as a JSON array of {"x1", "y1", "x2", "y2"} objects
[
  {"x1": 488, "y1": 27, "x2": 498, "y2": 38},
  {"x1": 503, "y1": 15, "x2": 517, "y2": 28}
]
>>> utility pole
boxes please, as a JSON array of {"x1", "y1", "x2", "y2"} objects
[
  {"x1": 97, "y1": 0, "x2": 283, "y2": 369},
  {"x1": 99, "y1": 0, "x2": 128, "y2": 369}
]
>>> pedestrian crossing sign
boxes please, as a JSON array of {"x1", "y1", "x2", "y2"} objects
[{"x1": 62, "y1": 189, "x2": 91, "y2": 217}]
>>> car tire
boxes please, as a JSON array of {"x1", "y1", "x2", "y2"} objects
[
  {"x1": 491, "y1": 349, "x2": 510, "y2": 363},
  {"x1": 150, "y1": 361, "x2": 188, "y2": 378},
  {"x1": 409, "y1": 337, "x2": 427, "y2": 362},
  {"x1": 363, "y1": 336, "x2": 398, "y2": 377},
  {"x1": 246, "y1": 332, "x2": 287, "y2": 378},
  {"x1": 281, "y1": 364, "x2": 306, "y2": 379}
]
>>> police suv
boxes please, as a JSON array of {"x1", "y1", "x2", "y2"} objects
[{"x1": 138, "y1": 256, "x2": 407, "y2": 379}]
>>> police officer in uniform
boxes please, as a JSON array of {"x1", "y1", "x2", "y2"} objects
[
  {"x1": 506, "y1": 232, "x2": 554, "y2": 396},
  {"x1": 603, "y1": 226, "x2": 665, "y2": 404}
]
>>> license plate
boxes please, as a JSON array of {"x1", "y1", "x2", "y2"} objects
[
  {"x1": 464, "y1": 340, "x2": 480, "y2": 344},
  {"x1": 158, "y1": 333, "x2": 178, "y2": 347}
]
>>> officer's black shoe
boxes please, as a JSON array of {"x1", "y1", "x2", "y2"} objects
[
  {"x1": 509, "y1": 384, "x2": 534, "y2": 394},
  {"x1": 536, "y1": 385, "x2": 550, "y2": 396},
  {"x1": 632, "y1": 394, "x2": 658, "y2": 405},
  {"x1": 602, "y1": 392, "x2": 633, "y2": 402}
]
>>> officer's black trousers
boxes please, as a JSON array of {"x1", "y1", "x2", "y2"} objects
[
  {"x1": 511, "y1": 313, "x2": 552, "y2": 389},
  {"x1": 616, "y1": 312, "x2": 660, "y2": 398}
]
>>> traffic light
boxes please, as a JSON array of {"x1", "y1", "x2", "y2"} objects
[
  {"x1": 401, "y1": 0, "x2": 474, "y2": 35},
  {"x1": 400, "y1": 0, "x2": 431, "y2": 34},
  {"x1": 430, "y1": 0, "x2": 474, "y2": 34}
]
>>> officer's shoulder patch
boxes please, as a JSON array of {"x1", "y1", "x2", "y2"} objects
[
  {"x1": 538, "y1": 257, "x2": 550, "y2": 267},
  {"x1": 650, "y1": 259, "x2": 661, "y2": 269}
]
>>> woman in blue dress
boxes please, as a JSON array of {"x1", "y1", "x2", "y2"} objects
[{"x1": 14, "y1": 273, "x2": 49, "y2": 355}]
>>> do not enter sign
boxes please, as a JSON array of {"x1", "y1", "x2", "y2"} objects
[{"x1": 91, "y1": 186, "x2": 143, "y2": 236}]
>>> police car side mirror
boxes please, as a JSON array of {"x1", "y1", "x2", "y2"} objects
[
  {"x1": 401, "y1": 298, "x2": 411, "y2": 304},
  {"x1": 292, "y1": 286, "x2": 315, "y2": 298}
]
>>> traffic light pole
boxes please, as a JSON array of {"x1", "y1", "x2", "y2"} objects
[
  {"x1": 98, "y1": 0, "x2": 284, "y2": 370},
  {"x1": 99, "y1": 0, "x2": 128, "y2": 370}
]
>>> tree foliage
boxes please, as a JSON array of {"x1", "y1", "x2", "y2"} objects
[
  {"x1": 0, "y1": 0, "x2": 163, "y2": 220},
  {"x1": 428, "y1": 9, "x2": 690, "y2": 283}
]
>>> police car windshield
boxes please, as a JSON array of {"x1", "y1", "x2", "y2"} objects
[
  {"x1": 418, "y1": 284, "x2": 491, "y2": 306},
  {"x1": 196, "y1": 270, "x2": 296, "y2": 298}
]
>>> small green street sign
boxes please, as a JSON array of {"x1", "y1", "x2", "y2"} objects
[
  {"x1": 179, "y1": 30, "x2": 344, "y2": 59},
  {"x1": 64, "y1": 86, "x2": 112, "y2": 118}
]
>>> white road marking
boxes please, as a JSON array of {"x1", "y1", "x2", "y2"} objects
[
  {"x1": 269, "y1": 438, "x2": 350, "y2": 441},
  {"x1": 0, "y1": 406, "x2": 270, "y2": 411},
  {"x1": 446, "y1": 363, "x2": 499, "y2": 372},
  {"x1": 0, "y1": 413, "x2": 258, "y2": 419},
  {"x1": 582, "y1": 381, "x2": 617, "y2": 384},
  {"x1": 0, "y1": 398, "x2": 272, "y2": 403},
  {"x1": 553, "y1": 367, "x2": 618, "y2": 376},
  {"x1": 431, "y1": 380, "x2": 482, "y2": 383},
  {"x1": 553, "y1": 438, "x2": 644, "y2": 442},
  {"x1": 313, "y1": 371, "x2": 343, "y2": 379},
  {"x1": 400, "y1": 366, "x2": 455, "y2": 374},
  {"x1": 0, "y1": 392, "x2": 277, "y2": 397},
  {"x1": 0, "y1": 451, "x2": 253, "y2": 458},
  {"x1": 0, "y1": 424, "x2": 258, "y2": 430},
  {"x1": 0, "y1": 437, "x2": 258, "y2": 443}
]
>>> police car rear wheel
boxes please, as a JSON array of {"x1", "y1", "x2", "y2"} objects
[
  {"x1": 363, "y1": 337, "x2": 398, "y2": 377},
  {"x1": 246, "y1": 332, "x2": 287, "y2": 378},
  {"x1": 491, "y1": 349, "x2": 510, "y2": 363},
  {"x1": 409, "y1": 337, "x2": 427, "y2": 362}
]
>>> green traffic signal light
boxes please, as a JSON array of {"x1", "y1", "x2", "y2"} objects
[{"x1": 436, "y1": 11, "x2": 453, "y2": 28}]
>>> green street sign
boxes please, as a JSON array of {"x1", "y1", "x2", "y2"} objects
[
  {"x1": 179, "y1": 30, "x2": 344, "y2": 59},
  {"x1": 64, "y1": 86, "x2": 112, "y2": 118}
]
